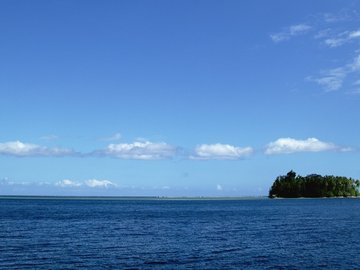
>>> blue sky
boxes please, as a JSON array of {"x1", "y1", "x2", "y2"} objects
[{"x1": 1, "y1": 0, "x2": 359, "y2": 196}]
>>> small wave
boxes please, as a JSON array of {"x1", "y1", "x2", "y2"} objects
[
  {"x1": 211, "y1": 247, "x2": 242, "y2": 254},
  {"x1": 144, "y1": 261, "x2": 168, "y2": 265}
]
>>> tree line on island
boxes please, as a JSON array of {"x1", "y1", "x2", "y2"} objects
[{"x1": 269, "y1": 171, "x2": 360, "y2": 198}]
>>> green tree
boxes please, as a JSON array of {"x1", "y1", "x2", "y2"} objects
[{"x1": 269, "y1": 171, "x2": 360, "y2": 198}]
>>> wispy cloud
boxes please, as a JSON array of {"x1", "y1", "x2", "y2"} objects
[
  {"x1": 0, "y1": 179, "x2": 52, "y2": 187},
  {"x1": 349, "y1": 53, "x2": 360, "y2": 71},
  {"x1": 313, "y1": 8, "x2": 360, "y2": 47},
  {"x1": 349, "y1": 88, "x2": 360, "y2": 95},
  {"x1": 40, "y1": 135, "x2": 59, "y2": 141},
  {"x1": 265, "y1": 137, "x2": 348, "y2": 155},
  {"x1": 0, "y1": 141, "x2": 76, "y2": 157},
  {"x1": 272, "y1": 17, "x2": 359, "y2": 47},
  {"x1": 191, "y1": 143, "x2": 253, "y2": 160},
  {"x1": 270, "y1": 23, "x2": 312, "y2": 43},
  {"x1": 324, "y1": 37, "x2": 347, "y2": 48},
  {"x1": 100, "y1": 132, "x2": 122, "y2": 142},
  {"x1": 307, "y1": 53, "x2": 360, "y2": 91},
  {"x1": 289, "y1": 24, "x2": 312, "y2": 35},
  {"x1": 321, "y1": 29, "x2": 360, "y2": 48},
  {"x1": 309, "y1": 12, "x2": 360, "y2": 91},
  {"x1": 323, "y1": 13, "x2": 346, "y2": 23},
  {"x1": 307, "y1": 67, "x2": 346, "y2": 91},
  {"x1": 269, "y1": 7, "x2": 360, "y2": 93},
  {"x1": 94, "y1": 141, "x2": 177, "y2": 160},
  {"x1": 322, "y1": 9, "x2": 360, "y2": 23},
  {"x1": 0, "y1": 179, "x2": 119, "y2": 196},
  {"x1": 0, "y1": 178, "x2": 15, "y2": 186}
]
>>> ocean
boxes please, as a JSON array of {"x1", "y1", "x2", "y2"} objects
[{"x1": 0, "y1": 197, "x2": 359, "y2": 269}]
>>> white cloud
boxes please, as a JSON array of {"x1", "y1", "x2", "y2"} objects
[
  {"x1": 97, "y1": 141, "x2": 176, "y2": 160},
  {"x1": 55, "y1": 179, "x2": 117, "y2": 188},
  {"x1": 191, "y1": 143, "x2": 253, "y2": 160},
  {"x1": 349, "y1": 30, "x2": 360, "y2": 38},
  {"x1": 265, "y1": 137, "x2": 338, "y2": 155},
  {"x1": 0, "y1": 141, "x2": 75, "y2": 157},
  {"x1": 84, "y1": 179, "x2": 117, "y2": 188},
  {"x1": 270, "y1": 23, "x2": 311, "y2": 43},
  {"x1": 55, "y1": 179, "x2": 82, "y2": 187},
  {"x1": 216, "y1": 184, "x2": 223, "y2": 191}
]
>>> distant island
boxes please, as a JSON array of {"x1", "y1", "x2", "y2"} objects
[{"x1": 269, "y1": 171, "x2": 360, "y2": 198}]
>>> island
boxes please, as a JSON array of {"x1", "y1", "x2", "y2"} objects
[{"x1": 269, "y1": 171, "x2": 360, "y2": 198}]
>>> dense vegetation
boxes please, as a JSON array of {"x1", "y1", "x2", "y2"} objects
[{"x1": 269, "y1": 171, "x2": 360, "y2": 198}]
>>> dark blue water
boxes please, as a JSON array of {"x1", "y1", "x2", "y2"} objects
[{"x1": 0, "y1": 198, "x2": 359, "y2": 269}]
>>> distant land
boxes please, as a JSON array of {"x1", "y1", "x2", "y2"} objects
[
  {"x1": 269, "y1": 171, "x2": 360, "y2": 198},
  {"x1": 0, "y1": 195, "x2": 268, "y2": 201}
]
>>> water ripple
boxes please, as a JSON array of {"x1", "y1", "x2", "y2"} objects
[{"x1": 0, "y1": 198, "x2": 360, "y2": 269}]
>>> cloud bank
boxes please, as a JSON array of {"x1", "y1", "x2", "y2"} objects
[
  {"x1": 0, "y1": 138, "x2": 352, "y2": 160},
  {"x1": 191, "y1": 143, "x2": 253, "y2": 160}
]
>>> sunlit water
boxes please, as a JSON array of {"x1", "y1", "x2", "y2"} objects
[{"x1": 0, "y1": 197, "x2": 359, "y2": 269}]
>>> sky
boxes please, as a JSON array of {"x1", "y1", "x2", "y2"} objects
[{"x1": 1, "y1": 0, "x2": 360, "y2": 196}]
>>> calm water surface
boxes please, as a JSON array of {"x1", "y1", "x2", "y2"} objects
[{"x1": 0, "y1": 198, "x2": 359, "y2": 269}]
